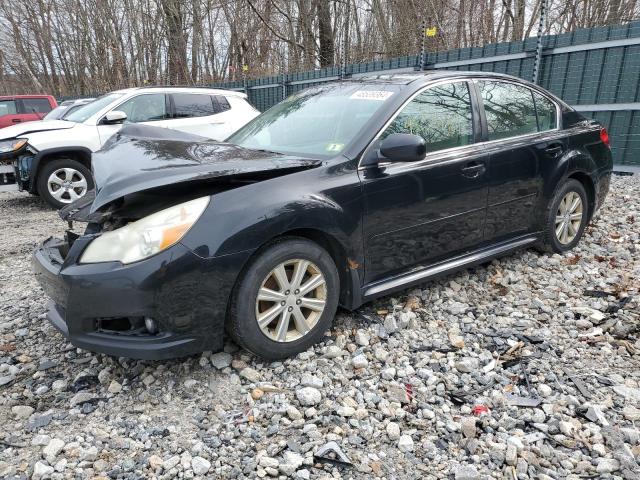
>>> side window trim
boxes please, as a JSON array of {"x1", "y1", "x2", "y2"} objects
[
  {"x1": 15, "y1": 99, "x2": 27, "y2": 114},
  {"x1": 532, "y1": 90, "x2": 541, "y2": 132},
  {"x1": 467, "y1": 82, "x2": 484, "y2": 144},
  {"x1": 166, "y1": 94, "x2": 174, "y2": 119},
  {"x1": 358, "y1": 79, "x2": 478, "y2": 169}
]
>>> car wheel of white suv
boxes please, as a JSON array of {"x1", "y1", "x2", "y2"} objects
[{"x1": 37, "y1": 158, "x2": 95, "y2": 209}]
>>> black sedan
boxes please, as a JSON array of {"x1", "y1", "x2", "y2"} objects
[{"x1": 32, "y1": 71, "x2": 612, "y2": 360}]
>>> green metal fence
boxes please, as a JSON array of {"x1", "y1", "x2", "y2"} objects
[{"x1": 213, "y1": 22, "x2": 640, "y2": 166}]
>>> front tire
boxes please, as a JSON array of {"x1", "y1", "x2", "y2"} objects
[
  {"x1": 228, "y1": 238, "x2": 339, "y2": 360},
  {"x1": 36, "y1": 158, "x2": 94, "y2": 209},
  {"x1": 542, "y1": 179, "x2": 589, "y2": 253}
]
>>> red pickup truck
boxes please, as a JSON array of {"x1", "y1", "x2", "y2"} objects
[{"x1": 0, "y1": 95, "x2": 57, "y2": 129}]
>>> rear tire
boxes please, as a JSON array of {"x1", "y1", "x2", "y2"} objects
[
  {"x1": 541, "y1": 179, "x2": 589, "y2": 253},
  {"x1": 228, "y1": 238, "x2": 339, "y2": 360},
  {"x1": 36, "y1": 158, "x2": 94, "y2": 209}
]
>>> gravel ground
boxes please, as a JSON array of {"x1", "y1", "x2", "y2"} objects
[{"x1": 0, "y1": 176, "x2": 639, "y2": 480}]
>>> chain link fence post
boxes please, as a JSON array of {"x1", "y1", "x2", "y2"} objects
[
  {"x1": 340, "y1": 0, "x2": 350, "y2": 80},
  {"x1": 281, "y1": 72, "x2": 287, "y2": 101},
  {"x1": 532, "y1": 0, "x2": 548, "y2": 84},
  {"x1": 418, "y1": 19, "x2": 427, "y2": 71},
  {"x1": 242, "y1": 68, "x2": 249, "y2": 97},
  {"x1": 280, "y1": 61, "x2": 287, "y2": 101}
]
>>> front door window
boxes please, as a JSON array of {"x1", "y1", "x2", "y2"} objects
[
  {"x1": 117, "y1": 94, "x2": 167, "y2": 123},
  {"x1": 381, "y1": 82, "x2": 474, "y2": 153}
]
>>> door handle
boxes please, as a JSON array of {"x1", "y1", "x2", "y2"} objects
[
  {"x1": 545, "y1": 144, "x2": 564, "y2": 158},
  {"x1": 461, "y1": 161, "x2": 486, "y2": 178},
  {"x1": 11, "y1": 119, "x2": 21, "y2": 123}
]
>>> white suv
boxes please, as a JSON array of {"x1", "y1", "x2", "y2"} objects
[{"x1": 0, "y1": 87, "x2": 259, "y2": 208}]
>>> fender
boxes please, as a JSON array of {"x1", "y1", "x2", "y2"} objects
[
  {"x1": 181, "y1": 161, "x2": 366, "y2": 309},
  {"x1": 27, "y1": 146, "x2": 93, "y2": 193},
  {"x1": 540, "y1": 146, "x2": 598, "y2": 224}
]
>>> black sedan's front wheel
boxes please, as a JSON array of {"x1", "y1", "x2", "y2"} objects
[{"x1": 228, "y1": 238, "x2": 339, "y2": 360}]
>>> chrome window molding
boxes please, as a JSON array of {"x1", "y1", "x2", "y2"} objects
[
  {"x1": 357, "y1": 75, "x2": 563, "y2": 171},
  {"x1": 374, "y1": 143, "x2": 485, "y2": 172}
]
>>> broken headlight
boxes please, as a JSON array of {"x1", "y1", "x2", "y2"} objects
[
  {"x1": 0, "y1": 138, "x2": 27, "y2": 154},
  {"x1": 80, "y1": 196, "x2": 210, "y2": 264}
]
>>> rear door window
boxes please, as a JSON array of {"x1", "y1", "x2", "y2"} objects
[
  {"x1": 381, "y1": 81, "x2": 475, "y2": 152},
  {"x1": 478, "y1": 81, "x2": 538, "y2": 140},
  {"x1": 0, "y1": 100, "x2": 17, "y2": 116},
  {"x1": 172, "y1": 93, "x2": 216, "y2": 118},
  {"x1": 21, "y1": 98, "x2": 53, "y2": 113},
  {"x1": 532, "y1": 92, "x2": 558, "y2": 131}
]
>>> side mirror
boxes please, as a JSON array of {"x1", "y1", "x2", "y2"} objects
[
  {"x1": 102, "y1": 110, "x2": 127, "y2": 125},
  {"x1": 379, "y1": 133, "x2": 427, "y2": 163}
]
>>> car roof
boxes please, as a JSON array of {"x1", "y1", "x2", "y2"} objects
[
  {"x1": 0, "y1": 94, "x2": 55, "y2": 100},
  {"x1": 339, "y1": 70, "x2": 567, "y2": 107},
  {"x1": 59, "y1": 98, "x2": 93, "y2": 105},
  {"x1": 351, "y1": 70, "x2": 529, "y2": 85},
  {"x1": 110, "y1": 86, "x2": 247, "y2": 98}
]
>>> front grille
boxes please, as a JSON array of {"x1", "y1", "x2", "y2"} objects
[{"x1": 0, "y1": 164, "x2": 15, "y2": 185}]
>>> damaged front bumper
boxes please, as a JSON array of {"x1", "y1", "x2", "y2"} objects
[
  {"x1": 32, "y1": 234, "x2": 251, "y2": 360},
  {"x1": 0, "y1": 163, "x2": 16, "y2": 188},
  {"x1": 0, "y1": 149, "x2": 36, "y2": 191}
]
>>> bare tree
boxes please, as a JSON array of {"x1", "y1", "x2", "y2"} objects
[{"x1": 0, "y1": 0, "x2": 638, "y2": 95}]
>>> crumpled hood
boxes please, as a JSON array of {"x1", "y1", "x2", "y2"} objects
[
  {"x1": 0, "y1": 120, "x2": 76, "y2": 140},
  {"x1": 90, "y1": 124, "x2": 322, "y2": 213}
]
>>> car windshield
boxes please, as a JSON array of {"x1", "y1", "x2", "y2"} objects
[
  {"x1": 64, "y1": 93, "x2": 124, "y2": 123},
  {"x1": 228, "y1": 84, "x2": 397, "y2": 157},
  {"x1": 43, "y1": 105, "x2": 69, "y2": 120},
  {"x1": 61, "y1": 104, "x2": 89, "y2": 119}
]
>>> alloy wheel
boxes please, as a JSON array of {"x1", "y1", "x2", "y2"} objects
[
  {"x1": 47, "y1": 167, "x2": 88, "y2": 203},
  {"x1": 255, "y1": 259, "x2": 327, "y2": 342},
  {"x1": 554, "y1": 191, "x2": 583, "y2": 245}
]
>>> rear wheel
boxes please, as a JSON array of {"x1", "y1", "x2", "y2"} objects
[
  {"x1": 541, "y1": 179, "x2": 589, "y2": 253},
  {"x1": 36, "y1": 158, "x2": 94, "y2": 209},
  {"x1": 228, "y1": 238, "x2": 339, "y2": 360}
]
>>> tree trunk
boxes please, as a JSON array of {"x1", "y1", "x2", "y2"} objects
[
  {"x1": 161, "y1": 0, "x2": 188, "y2": 84},
  {"x1": 317, "y1": 0, "x2": 334, "y2": 67}
]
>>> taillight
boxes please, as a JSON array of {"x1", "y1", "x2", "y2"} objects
[{"x1": 600, "y1": 128, "x2": 610, "y2": 148}]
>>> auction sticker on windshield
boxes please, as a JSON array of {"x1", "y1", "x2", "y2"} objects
[
  {"x1": 350, "y1": 90, "x2": 394, "y2": 101},
  {"x1": 325, "y1": 143, "x2": 344, "y2": 152}
]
